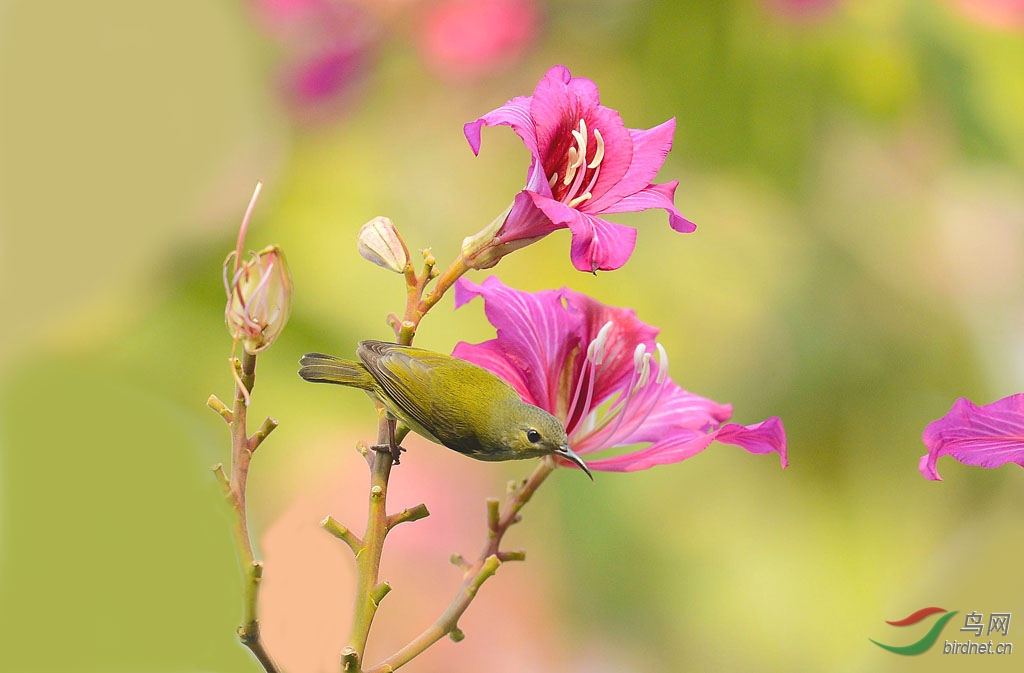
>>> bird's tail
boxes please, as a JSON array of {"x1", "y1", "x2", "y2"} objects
[{"x1": 298, "y1": 352, "x2": 376, "y2": 390}]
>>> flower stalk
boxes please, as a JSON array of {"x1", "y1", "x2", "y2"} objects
[
  {"x1": 364, "y1": 458, "x2": 555, "y2": 673},
  {"x1": 328, "y1": 241, "x2": 473, "y2": 668},
  {"x1": 209, "y1": 350, "x2": 282, "y2": 673}
]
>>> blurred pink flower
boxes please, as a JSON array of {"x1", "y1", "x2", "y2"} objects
[
  {"x1": 249, "y1": 0, "x2": 377, "y2": 122},
  {"x1": 761, "y1": 0, "x2": 839, "y2": 21},
  {"x1": 462, "y1": 65, "x2": 695, "y2": 273},
  {"x1": 920, "y1": 394, "x2": 1024, "y2": 480},
  {"x1": 948, "y1": 0, "x2": 1024, "y2": 30},
  {"x1": 452, "y1": 277, "x2": 787, "y2": 472},
  {"x1": 418, "y1": 0, "x2": 539, "y2": 80},
  {"x1": 260, "y1": 434, "x2": 569, "y2": 673}
]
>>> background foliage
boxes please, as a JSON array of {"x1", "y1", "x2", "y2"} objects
[{"x1": 2, "y1": 1, "x2": 1023, "y2": 671}]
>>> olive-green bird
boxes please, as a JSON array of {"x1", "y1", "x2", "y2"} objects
[{"x1": 298, "y1": 340, "x2": 592, "y2": 478}]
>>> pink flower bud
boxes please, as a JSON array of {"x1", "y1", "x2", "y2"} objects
[
  {"x1": 224, "y1": 245, "x2": 293, "y2": 354},
  {"x1": 358, "y1": 216, "x2": 409, "y2": 273}
]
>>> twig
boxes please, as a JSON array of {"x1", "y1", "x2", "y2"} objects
[
  {"x1": 209, "y1": 350, "x2": 283, "y2": 673},
  {"x1": 364, "y1": 459, "x2": 555, "y2": 673}
]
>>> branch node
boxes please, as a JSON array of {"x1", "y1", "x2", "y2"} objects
[
  {"x1": 211, "y1": 463, "x2": 231, "y2": 492},
  {"x1": 386, "y1": 312, "x2": 402, "y2": 332},
  {"x1": 341, "y1": 647, "x2": 360, "y2": 671},
  {"x1": 250, "y1": 416, "x2": 279, "y2": 450},
  {"x1": 207, "y1": 394, "x2": 234, "y2": 423},
  {"x1": 497, "y1": 549, "x2": 526, "y2": 563},
  {"x1": 448, "y1": 627, "x2": 465, "y2": 643},
  {"x1": 388, "y1": 503, "x2": 430, "y2": 529},
  {"x1": 450, "y1": 553, "x2": 470, "y2": 570},
  {"x1": 465, "y1": 555, "x2": 501, "y2": 600},
  {"x1": 486, "y1": 497, "x2": 500, "y2": 533},
  {"x1": 370, "y1": 580, "x2": 392, "y2": 607},
  {"x1": 250, "y1": 560, "x2": 264, "y2": 580},
  {"x1": 321, "y1": 515, "x2": 363, "y2": 554},
  {"x1": 506, "y1": 479, "x2": 519, "y2": 495}
]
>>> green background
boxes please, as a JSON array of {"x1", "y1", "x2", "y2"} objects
[{"x1": 2, "y1": 0, "x2": 1023, "y2": 671}]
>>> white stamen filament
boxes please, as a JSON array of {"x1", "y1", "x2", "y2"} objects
[
  {"x1": 632, "y1": 343, "x2": 646, "y2": 371},
  {"x1": 556, "y1": 119, "x2": 604, "y2": 210},
  {"x1": 566, "y1": 192, "x2": 593, "y2": 209},
  {"x1": 635, "y1": 351, "x2": 652, "y2": 390},
  {"x1": 565, "y1": 344, "x2": 600, "y2": 433},
  {"x1": 571, "y1": 342, "x2": 672, "y2": 451},
  {"x1": 571, "y1": 118, "x2": 588, "y2": 158},
  {"x1": 588, "y1": 321, "x2": 614, "y2": 366},
  {"x1": 588, "y1": 129, "x2": 605, "y2": 169},
  {"x1": 655, "y1": 343, "x2": 668, "y2": 384},
  {"x1": 585, "y1": 354, "x2": 646, "y2": 445},
  {"x1": 562, "y1": 147, "x2": 583, "y2": 186}
]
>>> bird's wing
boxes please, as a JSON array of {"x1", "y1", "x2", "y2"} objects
[
  {"x1": 357, "y1": 342, "x2": 454, "y2": 442},
  {"x1": 358, "y1": 341, "x2": 500, "y2": 453}
]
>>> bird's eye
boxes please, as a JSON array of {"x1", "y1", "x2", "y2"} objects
[{"x1": 526, "y1": 429, "x2": 541, "y2": 443}]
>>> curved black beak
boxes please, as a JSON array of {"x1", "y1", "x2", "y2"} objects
[{"x1": 555, "y1": 444, "x2": 593, "y2": 481}]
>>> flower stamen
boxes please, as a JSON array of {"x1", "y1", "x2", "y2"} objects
[
  {"x1": 587, "y1": 321, "x2": 614, "y2": 366},
  {"x1": 588, "y1": 129, "x2": 605, "y2": 169},
  {"x1": 566, "y1": 192, "x2": 593, "y2": 208},
  {"x1": 558, "y1": 119, "x2": 604, "y2": 210},
  {"x1": 655, "y1": 343, "x2": 668, "y2": 384},
  {"x1": 565, "y1": 342, "x2": 600, "y2": 435},
  {"x1": 573, "y1": 341, "x2": 672, "y2": 452}
]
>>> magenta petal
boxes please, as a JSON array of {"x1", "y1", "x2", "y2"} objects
[
  {"x1": 567, "y1": 212, "x2": 638, "y2": 272},
  {"x1": 530, "y1": 66, "x2": 592, "y2": 152},
  {"x1": 498, "y1": 189, "x2": 561, "y2": 241},
  {"x1": 601, "y1": 181, "x2": 696, "y2": 233},
  {"x1": 715, "y1": 418, "x2": 788, "y2": 467},
  {"x1": 587, "y1": 416, "x2": 787, "y2": 473},
  {"x1": 588, "y1": 119, "x2": 675, "y2": 211},
  {"x1": 453, "y1": 277, "x2": 582, "y2": 412},
  {"x1": 575, "y1": 104, "x2": 632, "y2": 202},
  {"x1": 586, "y1": 431, "x2": 716, "y2": 472},
  {"x1": 920, "y1": 394, "x2": 1024, "y2": 481},
  {"x1": 563, "y1": 287, "x2": 660, "y2": 399},
  {"x1": 464, "y1": 94, "x2": 536, "y2": 156},
  {"x1": 632, "y1": 383, "x2": 734, "y2": 433},
  {"x1": 452, "y1": 339, "x2": 536, "y2": 405},
  {"x1": 560, "y1": 66, "x2": 601, "y2": 108},
  {"x1": 532, "y1": 196, "x2": 637, "y2": 271},
  {"x1": 599, "y1": 383, "x2": 733, "y2": 449}
]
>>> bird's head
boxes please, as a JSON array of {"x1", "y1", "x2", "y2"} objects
[{"x1": 494, "y1": 403, "x2": 592, "y2": 479}]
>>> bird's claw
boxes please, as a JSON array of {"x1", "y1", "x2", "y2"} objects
[{"x1": 371, "y1": 443, "x2": 406, "y2": 465}]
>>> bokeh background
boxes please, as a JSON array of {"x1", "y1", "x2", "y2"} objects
[{"x1": 3, "y1": 0, "x2": 1024, "y2": 671}]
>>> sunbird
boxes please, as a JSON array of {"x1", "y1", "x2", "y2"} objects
[{"x1": 299, "y1": 340, "x2": 592, "y2": 478}]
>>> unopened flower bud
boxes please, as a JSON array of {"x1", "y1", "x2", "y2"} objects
[
  {"x1": 224, "y1": 245, "x2": 293, "y2": 354},
  {"x1": 358, "y1": 216, "x2": 409, "y2": 273}
]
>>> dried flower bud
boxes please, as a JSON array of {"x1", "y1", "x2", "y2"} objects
[
  {"x1": 358, "y1": 216, "x2": 409, "y2": 273},
  {"x1": 224, "y1": 245, "x2": 293, "y2": 354}
]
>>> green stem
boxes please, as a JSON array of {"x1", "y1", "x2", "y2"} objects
[
  {"x1": 365, "y1": 459, "x2": 555, "y2": 673},
  {"x1": 420, "y1": 254, "x2": 469, "y2": 317},
  {"x1": 346, "y1": 421, "x2": 395, "y2": 668},
  {"x1": 397, "y1": 254, "x2": 469, "y2": 345},
  {"x1": 346, "y1": 249, "x2": 473, "y2": 670},
  {"x1": 221, "y1": 351, "x2": 282, "y2": 673}
]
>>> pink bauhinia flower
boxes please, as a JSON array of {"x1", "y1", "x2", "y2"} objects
[
  {"x1": 452, "y1": 277, "x2": 787, "y2": 472},
  {"x1": 920, "y1": 394, "x2": 1024, "y2": 480},
  {"x1": 461, "y1": 65, "x2": 695, "y2": 273}
]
